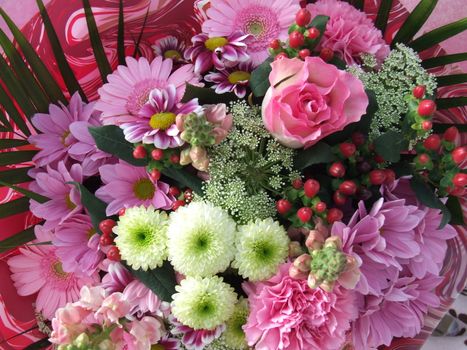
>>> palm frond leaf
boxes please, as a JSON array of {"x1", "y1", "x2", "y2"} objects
[
  {"x1": 436, "y1": 97, "x2": 467, "y2": 110},
  {"x1": 422, "y1": 52, "x2": 467, "y2": 69},
  {"x1": 117, "y1": 0, "x2": 125, "y2": 65},
  {"x1": 375, "y1": 0, "x2": 393, "y2": 35},
  {"x1": 436, "y1": 74, "x2": 467, "y2": 87},
  {"x1": 0, "y1": 226, "x2": 37, "y2": 253}
]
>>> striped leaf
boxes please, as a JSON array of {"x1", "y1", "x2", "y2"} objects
[
  {"x1": 409, "y1": 18, "x2": 467, "y2": 52},
  {"x1": 0, "y1": 167, "x2": 33, "y2": 184},
  {"x1": 117, "y1": 0, "x2": 125, "y2": 65},
  {"x1": 0, "y1": 151, "x2": 37, "y2": 166},
  {"x1": 436, "y1": 74, "x2": 467, "y2": 87},
  {"x1": 0, "y1": 226, "x2": 36, "y2": 253},
  {"x1": 422, "y1": 53, "x2": 467, "y2": 69},
  {"x1": 436, "y1": 97, "x2": 467, "y2": 110},
  {"x1": 375, "y1": 0, "x2": 393, "y2": 34},
  {"x1": 0, "y1": 197, "x2": 30, "y2": 219}
]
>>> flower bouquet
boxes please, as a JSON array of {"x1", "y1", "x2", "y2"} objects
[{"x1": 0, "y1": 0, "x2": 466, "y2": 349}]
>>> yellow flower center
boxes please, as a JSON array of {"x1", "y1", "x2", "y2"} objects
[
  {"x1": 164, "y1": 50, "x2": 182, "y2": 60},
  {"x1": 87, "y1": 227, "x2": 96, "y2": 240},
  {"x1": 60, "y1": 130, "x2": 71, "y2": 146},
  {"x1": 65, "y1": 194, "x2": 77, "y2": 210},
  {"x1": 52, "y1": 261, "x2": 68, "y2": 279},
  {"x1": 151, "y1": 345, "x2": 165, "y2": 350},
  {"x1": 204, "y1": 37, "x2": 229, "y2": 51},
  {"x1": 149, "y1": 112, "x2": 177, "y2": 130},
  {"x1": 228, "y1": 71, "x2": 251, "y2": 84},
  {"x1": 133, "y1": 178, "x2": 156, "y2": 200}
]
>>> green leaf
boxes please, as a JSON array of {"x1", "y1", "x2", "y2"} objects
[
  {"x1": 36, "y1": 0, "x2": 87, "y2": 101},
  {"x1": 0, "y1": 226, "x2": 37, "y2": 253},
  {"x1": 89, "y1": 125, "x2": 147, "y2": 166},
  {"x1": 0, "y1": 180, "x2": 49, "y2": 203},
  {"x1": 436, "y1": 74, "x2": 467, "y2": 87},
  {"x1": 391, "y1": 0, "x2": 438, "y2": 46},
  {"x1": 117, "y1": 0, "x2": 125, "y2": 65},
  {"x1": 132, "y1": 7, "x2": 149, "y2": 58},
  {"x1": 250, "y1": 57, "x2": 273, "y2": 97},
  {"x1": 127, "y1": 261, "x2": 177, "y2": 302},
  {"x1": 436, "y1": 97, "x2": 467, "y2": 110},
  {"x1": 24, "y1": 338, "x2": 51, "y2": 350},
  {"x1": 0, "y1": 7, "x2": 66, "y2": 104},
  {"x1": 70, "y1": 182, "x2": 108, "y2": 233},
  {"x1": 181, "y1": 84, "x2": 237, "y2": 105},
  {"x1": 0, "y1": 150, "x2": 37, "y2": 166},
  {"x1": 409, "y1": 18, "x2": 467, "y2": 52},
  {"x1": 0, "y1": 139, "x2": 29, "y2": 149},
  {"x1": 422, "y1": 53, "x2": 467, "y2": 69},
  {"x1": 410, "y1": 176, "x2": 451, "y2": 229},
  {"x1": 445, "y1": 196, "x2": 464, "y2": 225},
  {"x1": 0, "y1": 167, "x2": 33, "y2": 184},
  {"x1": 350, "y1": 0, "x2": 364, "y2": 10},
  {"x1": 294, "y1": 142, "x2": 336, "y2": 170},
  {"x1": 162, "y1": 167, "x2": 204, "y2": 196},
  {"x1": 307, "y1": 15, "x2": 329, "y2": 51},
  {"x1": 375, "y1": 0, "x2": 393, "y2": 34},
  {"x1": 82, "y1": 0, "x2": 112, "y2": 83},
  {"x1": 0, "y1": 84, "x2": 31, "y2": 136},
  {"x1": 373, "y1": 130, "x2": 409, "y2": 163},
  {"x1": 0, "y1": 197, "x2": 30, "y2": 219}
]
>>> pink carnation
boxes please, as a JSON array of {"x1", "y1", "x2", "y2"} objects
[
  {"x1": 244, "y1": 263, "x2": 357, "y2": 350},
  {"x1": 262, "y1": 57, "x2": 368, "y2": 148},
  {"x1": 307, "y1": 0, "x2": 390, "y2": 65}
]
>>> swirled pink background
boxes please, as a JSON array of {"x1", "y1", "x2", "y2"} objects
[{"x1": 0, "y1": 0, "x2": 465, "y2": 349}]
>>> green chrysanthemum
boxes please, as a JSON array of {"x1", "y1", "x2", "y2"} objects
[
  {"x1": 114, "y1": 205, "x2": 169, "y2": 271},
  {"x1": 222, "y1": 298, "x2": 249, "y2": 350},
  {"x1": 168, "y1": 201, "x2": 236, "y2": 277},
  {"x1": 233, "y1": 218, "x2": 290, "y2": 281},
  {"x1": 171, "y1": 276, "x2": 237, "y2": 330}
]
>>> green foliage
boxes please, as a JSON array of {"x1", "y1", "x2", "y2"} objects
[{"x1": 249, "y1": 57, "x2": 273, "y2": 97}]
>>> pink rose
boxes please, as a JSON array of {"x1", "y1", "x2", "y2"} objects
[{"x1": 262, "y1": 57, "x2": 369, "y2": 148}]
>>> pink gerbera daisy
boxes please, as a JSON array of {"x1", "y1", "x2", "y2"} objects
[
  {"x1": 7, "y1": 225, "x2": 98, "y2": 319},
  {"x1": 95, "y1": 161, "x2": 175, "y2": 216},
  {"x1": 121, "y1": 85, "x2": 200, "y2": 149},
  {"x1": 29, "y1": 161, "x2": 83, "y2": 228},
  {"x1": 202, "y1": 0, "x2": 300, "y2": 66},
  {"x1": 52, "y1": 214, "x2": 105, "y2": 277},
  {"x1": 95, "y1": 56, "x2": 201, "y2": 126},
  {"x1": 205, "y1": 61, "x2": 253, "y2": 98}
]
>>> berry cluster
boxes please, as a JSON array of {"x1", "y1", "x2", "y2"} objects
[
  {"x1": 132, "y1": 144, "x2": 181, "y2": 180},
  {"x1": 98, "y1": 218, "x2": 120, "y2": 261},
  {"x1": 404, "y1": 85, "x2": 436, "y2": 138},
  {"x1": 170, "y1": 187, "x2": 194, "y2": 211}
]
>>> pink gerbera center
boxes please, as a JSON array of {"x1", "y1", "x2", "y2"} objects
[
  {"x1": 235, "y1": 6, "x2": 279, "y2": 51},
  {"x1": 41, "y1": 255, "x2": 73, "y2": 288},
  {"x1": 133, "y1": 178, "x2": 156, "y2": 200},
  {"x1": 127, "y1": 80, "x2": 167, "y2": 115}
]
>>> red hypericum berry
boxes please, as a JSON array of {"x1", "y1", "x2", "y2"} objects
[
  {"x1": 133, "y1": 145, "x2": 147, "y2": 159},
  {"x1": 172, "y1": 200, "x2": 185, "y2": 211},
  {"x1": 333, "y1": 191, "x2": 347, "y2": 206},
  {"x1": 289, "y1": 31, "x2": 305, "y2": 48},
  {"x1": 339, "y1": 180, "x2": 357, "y2": 196},
  {"x1": 296, "y1": 8, "x2": 312, "y2": 26},
  {"x1": 274, "y1": 52, "x2": 289, "y2": 61},
  {"x1": 319, "y1": 47, "x2": 334, "y2": 62},
  {"x1": 170, "y1": 153, "x2": 180, "y2": 164},
  {"x1": 412, "y1": 85, "x2": 426, "y2": 99},
  {"x1": 329, "y1": 162, "x2": 346, "y2": 178},
  {"x1": 315, "y1": 201, "x2": 327, "y2": 213},
  {"x1": 422, "y1": 120, "x2": 432, "y2": 131},
  {"x1": 118, "y1": 208, "x2": 126, "y2": 216},
  {"x1": 339, "y1": 142, "x2": 356, "y2": 158},
  {"x1": 307, "y1": 27, "x2": 320, "y2": 39},
  {"x1": 453, "y1": 173, "x2": 467, "y2": 187},
  {"x1": 276, "y1": 199, "x2": 292, "y2": 214},
  {"x1": 297, "y1": 207, "x2": 313, "y2": 223},
  {"x1": 444, "y1": 126, "x2": 459, "y2": 142},
  {"x1": 269, "y1": 39, "x2": 281, "y2": 50},
  {"x1": 100, "y1": 234, "x2": 113, "y2": 247},
  {"x1": 304, "y1": 179, "x2": 320, "y2": 198},
  {"x1": 327, "y1": 208, "x2": 343, "y2": 224},
  {"x1": 351, "y1": 132, "x2": 365, "y2": 146},
  {"x1": 418, "y1": 100, "x2": 436, "y2": 117},
  {"x1": 107, "y1": 246, "x2": 121, "y2": 261},
  {"x1": 299, "y1": 49, "x2": 311, "y2": 59},
  {"x1": 369, "y1": 169, "x2": 386, "y2": 185},
  {"x1": 447, "y1": 185, "x2": 465, "y2": 197},
  {"x1": 423, "y1": 134, "x2": 441, "y2": 151},
  {"x1": 151, "y1": 149, "x2": 164, "y2": 161},
  {"x1": 150, "y1": 168, "x2": 161, "y2": 181},
  {"x1": 169, "y1": 186, "x2": 180, "y2": 197},
  {"x1": 384, "y1": 169, "x2": 396, "y2": 184},
  {"x1": 99, "y1": 219, "x2": 116, "y2": 235},
  {"x1": 452, "y1": 146, "x2": 467, "y2": 165},
  {"x1": 292, "y1": 178, "x2": 303, "y2": 189},
  {"x1": 418, "y1": 153, "x2": 430, "y2": 165},
  {"x1": 184, "y1": 189, "x2": 193, "y2": 201},
  {"x1": 373, "y1": 154, "x2": 385, "y2": 164}
]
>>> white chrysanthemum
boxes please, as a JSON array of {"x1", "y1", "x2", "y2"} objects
[
  {"x1": 114, "y1": 205, "x2": 169, "y2": 271},
  {"x1": 171, "y1": 276, "x2": 237, "y2": 330},
  {"x1": 168, "y1": 201, "x2": 236, "y2": 277},
  {"x1": 233, "y1": 218, "x2": 290, "y2": 281},
  {"x1": 222, "y1": 298, "x2": 249, "y2": 350}
]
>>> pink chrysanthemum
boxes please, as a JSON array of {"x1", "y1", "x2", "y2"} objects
[
  {"x1": 95, "y1": 161, "x2": 175, "y2": 216},
  {"x1": 171, "y1": 317, "x2": 225, "y2": 350},
  {"x1": 205, "y1": 61, "x2": 253, "y2": 98},
  {"x1": 185, "y1": 31, "x2": 251, "y2": 74},
  {"x1": 96, "y1": 56, "x2": 201, "y2": 125},
  {"x1": 29, "y1": 161, "x2": 83, "y2": 228},
  {"x1": 7, "y1": 226, "x2": 98, "y2": 319},
  {"x1": 202, "y1": 0, "x2": 300, "y2": 66},
  {"x1": 244, "y1": 262, "x2": 357, "y2": 350},
  {"x1": 152, "y1": 35, "x2": 187, "y2": 63},
  {"x1": 307, "y1": 0, "x2": 390, "y2": 65},
  {"x1": 28, "y1": 92, "x2": 100, "y2": 168},
  {"x1": 121, "y1": 85, "x2": 200, "y2": 149},
  {"x1": 101, "y1": 261, "x2": 134, "y2": 294},
  {"x1": 52, "y1": 214, "x2": 105, "y2": 277}
]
